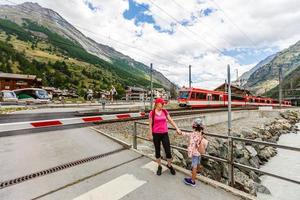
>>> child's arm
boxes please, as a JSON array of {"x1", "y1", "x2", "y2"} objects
[{"x1": 180, "y1": 131, "x2": 191, "y2": 136}]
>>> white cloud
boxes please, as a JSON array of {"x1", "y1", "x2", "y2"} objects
[{"x1": 1, "y1": 0, "x2": 299, "y2": 89}]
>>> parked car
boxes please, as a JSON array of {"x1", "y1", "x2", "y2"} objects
[
  {"x1": 14, "y1": 88, "x2": 51, "y2": 104},
  {"x1": 0, "y1": 90, "x2": 18, "y2": 105}
]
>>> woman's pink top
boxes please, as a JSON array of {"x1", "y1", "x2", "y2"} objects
[{"x1": 149, "y1": 109, "x2": 169, "y2": 134}]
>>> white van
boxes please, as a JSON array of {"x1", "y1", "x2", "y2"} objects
[{"x1": 0, "y1": 90, "x2": 18, "y2": 104}]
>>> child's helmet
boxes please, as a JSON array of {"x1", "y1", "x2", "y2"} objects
[{"x1": 193, "y1": 118, "x2": 204, "y2": 129}]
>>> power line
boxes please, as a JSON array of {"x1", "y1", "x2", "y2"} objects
[
  {"x1": 1, "y1": 0, "x2": 187, "y2": 67},
  {"x1": 147, "y1": 0, "x2": 224, "y2": 54},
  {"x1": 171, "y1": 0, "x2": 233, "y2": 47},
  {"x1": 210, "y1": 0, "x2": 257, "y2": 48}
]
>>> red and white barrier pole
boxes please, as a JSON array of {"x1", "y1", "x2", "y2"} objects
[{"x1": 0, "y1": 112, "x2": 146, "y2": 132}]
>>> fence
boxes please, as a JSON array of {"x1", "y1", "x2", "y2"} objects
[{"x1": 133, "y1": 121, "x2": 300, "y2": 186}]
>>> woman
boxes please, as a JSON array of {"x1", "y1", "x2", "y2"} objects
[{"x1": 148, "y1": 98, "x2": 181, "y2": 176}]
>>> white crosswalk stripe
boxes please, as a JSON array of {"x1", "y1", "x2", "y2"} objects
[{"x1": 73, "y1": 174, "x2": 146, "y2": 200}]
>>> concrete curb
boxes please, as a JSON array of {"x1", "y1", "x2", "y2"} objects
[{"x1": 130, "y1": 148, "x2": 257, "y2": 200}]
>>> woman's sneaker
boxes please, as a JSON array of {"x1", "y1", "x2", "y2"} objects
[
  {"x1": 167, "y1": 165, "x2": 176, "y2": 175},
  {"x1": 184, "y1": 178, "x2": 196, "y2": 187},
  {"x1": 157, "y1": 165, "x2": 162, "y2": 176}
]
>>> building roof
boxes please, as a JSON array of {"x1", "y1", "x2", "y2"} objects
[
  {"x1": 0, "y1": 72, "x2": 37, "y2": 80},
  {"x1": 214, "y1": 83, "x2": 253, "y2": 95}
]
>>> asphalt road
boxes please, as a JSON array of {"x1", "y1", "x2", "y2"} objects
[{"x1": 0, "y1": 127, "x2": 242, "y2": 200}]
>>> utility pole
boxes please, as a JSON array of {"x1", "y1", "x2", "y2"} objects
[
  {"x1": 189, "y1": 65, "x2": 192, "y2": 88},
  {"x1": 227, "y1": 64, "x2": 234, "y2": 187},
  {"x1": 150, "y1": 63, "x2": 153, "y2": 110},
  {"x1": 235, "y1": 69, "x2": 239, "y2": 86},
  {"x1": 279, "y1": 66, "x2": 283, "y2": 108}
]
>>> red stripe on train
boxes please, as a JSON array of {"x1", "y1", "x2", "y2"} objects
[
  {"x1": 31, "y1": 120, "x2": 63, "y2": 127},
  {"x1": 82, "y1": 117, "x2": 103, "y2": 122}
]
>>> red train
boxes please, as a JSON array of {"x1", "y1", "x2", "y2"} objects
[{"x1": 178, "y1": 87, "x2": 291, "y2": 108}]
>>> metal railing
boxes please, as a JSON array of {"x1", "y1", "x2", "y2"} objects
[{"x1": 133, "y1": 121, "x2": 300, "y2": 186}]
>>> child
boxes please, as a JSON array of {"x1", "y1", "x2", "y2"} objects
[{"x1": 177, "y1": 118, "x2": 208, "y2": 186}]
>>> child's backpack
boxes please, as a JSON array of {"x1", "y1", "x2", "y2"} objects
[{"x1": 198, "y1": 136, "x2": 208, "y2": 155}]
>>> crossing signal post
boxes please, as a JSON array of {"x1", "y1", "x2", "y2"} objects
[
  {"x1": 189, "y1": 65, "x2": 192, "y2": 88},
  {"x1": 227, "y1": 64, "x2": 234, "y2": 187}
]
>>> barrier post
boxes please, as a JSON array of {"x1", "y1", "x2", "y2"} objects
[{"x1": 133, "y1": 122, "x2": 137, "y2": 149}]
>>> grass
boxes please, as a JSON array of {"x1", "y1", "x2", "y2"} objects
[{"x1": 0, "y1": 106, "x2": 31, "y2": 114}]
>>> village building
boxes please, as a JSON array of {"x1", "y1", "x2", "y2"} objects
[{"x1": 0, "y1": 72, "x2": 42, "y2": 90}]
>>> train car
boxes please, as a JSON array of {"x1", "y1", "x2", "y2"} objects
[
  {"x1": 178, "y1": 87, "x2": 292, "y2": 108},
  {"x1": 178, "y1": 88, "x2": 225, "y2": 108}
]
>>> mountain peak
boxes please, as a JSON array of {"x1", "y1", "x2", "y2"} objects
[{"x1": 19, "y1": 2, "x2": 43, "y2": 9}]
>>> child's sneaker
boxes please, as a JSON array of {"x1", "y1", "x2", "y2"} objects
[
  {"x1": 156, "y1": 165, "x2": 162, "y2": 176},
  {"x1": 184, "y1": 178, "x2": 196, "y2": 187},
  {"x1": 167, "y1": 165, "x2": 176, "y2": 175}
]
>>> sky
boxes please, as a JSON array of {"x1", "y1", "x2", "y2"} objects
[{"x1": 1, "y1": 0, "x2": 300, "y2": 89}]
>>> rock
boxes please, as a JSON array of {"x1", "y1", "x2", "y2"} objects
[
  {"x1": 234, "y1": 168, "x2": 249, "y2": 185},
  {"x1": 253, "y1": 138, "x2": 265, "y2": 150},
  {"x1": 237, "y1": 157, "x2": 250, "y2": 166},
  {"x1": 222, "y1": 163, "x2": 228, "y2": 179},
  {"x1": 249, "y1": 171, "x2": 261, "y2": 183},
  {"x1": 203, "y1": 160, "x2": 223, "y2": 181},
  {"x1": 245, "y1": 145, "x2": 257, "y2": 157},
  {"x1": 173, "y1": 149, "x2": 184, "y2": 160},
  {"x1": 241, "y1": 128, "x2": 258, "y2": 139},
  {"x1": 242, "y1": 149, "x2": 251, "y2": 160},
  {"x1": 257, "y1": 148, "x2": 271, "y2": 161},
  {"x1": 219, "y1": 145, "x2": 228, "y2": 159},
  {"x1": 265, "y1": 146, "x2": 277, "y2": 157},
  {"x1": 244, "y1": 179, "x2": 256, "y2": 196},
  {"x1": 172, "y1": 156, "x2": 182, "y2": 166},
  {"x1": 235, "y1": 148, "x2": 244, "y2": 159},
  {"x1": 249, "y1": 156, "x2": 260, "y2": 169},
  {"x1": 254, "y1": 182, "x2": 271, "y2": 194}
]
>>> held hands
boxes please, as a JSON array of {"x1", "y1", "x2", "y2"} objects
[
  {"x1": 174, "y1": 128, "x2": 182, "y2": 140},
  {"x1": 176, "y1": 128, "x2": 182, "y2": 135}
]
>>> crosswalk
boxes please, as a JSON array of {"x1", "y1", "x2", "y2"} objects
[{"x1": 73, "y1": 161, "x2": 162, "y2": 200}]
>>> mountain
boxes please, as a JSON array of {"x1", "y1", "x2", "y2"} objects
[
  {"x1": 0, "y1": 2, "x2": 177, "y2": 97},
  {"x1": 239, "y1": 54, "x2": 276, "y2": 85},
  {"x1": 264, "y1": 64, "x2": 300, "y2": 99},
  {"x1": 244, "y1": 40, "x2": 300, "y2": 95}
]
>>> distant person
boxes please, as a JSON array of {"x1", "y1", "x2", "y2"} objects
[
  {"x1": 148, "y1": 98, "x2": 181, "y2": 176},
  {"x1": 177, "y1": 118, "x2": 208, "y2": 186}
]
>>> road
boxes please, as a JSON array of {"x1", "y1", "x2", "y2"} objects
[{"x1": 0, "y1": 125, "x2": 244, "y2": 200}]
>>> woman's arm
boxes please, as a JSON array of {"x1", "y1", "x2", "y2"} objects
[
  {"x1": 167, "y1": 114, "x2": 181, "y2": 134},
  {"x1": 148, "y1": 114, "x2": 153, "y2": 140}
]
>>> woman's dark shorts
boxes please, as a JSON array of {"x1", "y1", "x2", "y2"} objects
[{"x1": 152, "y1": 133, "x2": 172, "y2": 159}]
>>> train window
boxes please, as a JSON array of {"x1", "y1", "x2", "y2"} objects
[
  {"x1": 232, "y1": 95, "x2": 245, "y2": 101},
  {"x1": 191, "y1": 92, "x2": 197, "y2": 99},
  {"x1": 196, "y1": 93, "x2": 207, "y2": 100},
  {"x1": 179, "y1": 91, "x2": 189, "y2": 99},
  {"x1": 212, "y1": 94, "x2": 220, "y2": 101}
]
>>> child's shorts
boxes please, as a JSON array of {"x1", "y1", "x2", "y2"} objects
[{"x1": 191, "y1": 155, "x2": 201, "y2": 168}]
